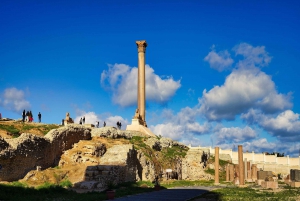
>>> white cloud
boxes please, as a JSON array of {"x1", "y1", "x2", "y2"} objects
[
  {"x1": 0, "y1": 87, "x2": 31, "y2": 112},
  {"x1": 74, "y1": 108, "x2": 129, "y2": 128},
  {"x1": 234, "y1": 43, "x2": 272, "y2": 68},
  {"x1": 200, "y1": 44, "x2": 291, "y2": 121},
  {"x1": 204, "y1": 48, "x2": 234, "y2": 72},
  {"x1": 101, "y1": 63, "x2": 181, "y2": 107},
  {"x1": 212, "y1": 126, "x2": 257, "y2": 145},
  {"x1": 149, "y1": 107, "x2": 210, "y2": 141},
  {"x1": 242, "y1": 109, "x2": 300, "y2": 142}
]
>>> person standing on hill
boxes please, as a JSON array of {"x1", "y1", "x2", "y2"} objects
[
  {"x1": 26, "y1": 111, "x2": 29, "y2": 122},
  {"x1": 38, "y1": 112, "x2": 42, "y2": 123},
  {"x1": 83, "y1": 116, "x2": 85, "y2": 124},
  {"x1": 103, "y1": 121, "x2": 106, "y2": 127},
  {"x1": 22, "y1": 110, "x2": 26, "y2": 122}
]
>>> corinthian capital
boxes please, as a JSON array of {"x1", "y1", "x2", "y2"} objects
[{"x1": 136, "y1": 40, "x2": 147, "y2": 53}]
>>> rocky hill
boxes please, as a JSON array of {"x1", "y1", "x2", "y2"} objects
[{"x1": 0, "y1": 121, "x2": 214, "y2": 191}]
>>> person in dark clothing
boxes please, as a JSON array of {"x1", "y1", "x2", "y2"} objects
[
  {"x1": 79, "y1": 118, "x2": 82, "y2": 125},
  {"x1": 97, "y1": 121, "x2": 99, "y2": 128},
  {"x1": 26, "y1": 111, "x2": 29, "y2": 122},
  {"x1": 83, "y1": 116, "x2": 85, "y2": 124},
  {"x1": 38, "y1": 112, "x2": 41, "y2": 123},
  {"x1": 103, "y1": 121, "x2": 106, "y2": 127},
  {"x1": 22, "y1": 110, "x2": 26, "y2": 122},
  {"x1": 119, "y1": 122, "x2": 122, "y2": 129}
]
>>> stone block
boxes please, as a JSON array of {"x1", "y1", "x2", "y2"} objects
[
  {"x1": 257, "y1": 171, "x2": 272, "y2": 180},
  {"x1": 102, "y1": 170, "x2": 110, "y2": 175},
  {"x1": 256, "y1": 179, "x2": 264, "y2": 185},
  {"x1": 86, "y1": 166, "x2": 97, "y2": 171},
  {"x1": 290, "y1": 181, "x2": 300, "y2": 188},
  {"x1": 261, "y1": 181, "x2": 278, "y2": 189},
  {"x1": 290, "y1": 169, "x2": 300, "y2": 182}
]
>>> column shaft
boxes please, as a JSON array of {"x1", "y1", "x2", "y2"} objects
[
  {"x1": 215, "y1": 147, "x2": 219, "y2": 184},
  {"x1": 238, "y1": 145, "x2": 245, "y2": 185},
  {"x1": 138, "y1": 51, "x2": 145, "y2": 123}
]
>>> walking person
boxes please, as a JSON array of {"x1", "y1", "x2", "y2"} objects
[
  {"x1": 103, "y1": 121, "x2": 106, "y2": 127},
  {"x1": 38, "y1": 112, "x2": 42, "y2": 123},
  {"x1": 83, "y1": 116, "x2": 85, "y2": 124},
  {"x1": 22, "y1": 110, "x2": 26, "y2": 122}
]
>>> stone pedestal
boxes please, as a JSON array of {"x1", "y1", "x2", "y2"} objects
[
  {"x1": 290, "y1": 181, "x2": 300, "y2": 187},
  {"x1": 261, "y1": 181, "x2": 278, "y2": 189}
]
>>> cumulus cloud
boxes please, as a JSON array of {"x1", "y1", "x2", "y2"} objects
[
  {"x1": 0, "y1": 87, "x2": 31, "y2": 112},
  {"x1": 212, "y1": 126, "x2": 257, "y2": 145},
  {"x1": 204, "y1": 47, "x2": 234, "y2": 72},
  {"x1": 101, "y1": 63, "x2": 181, "y2": 107},
  {"x1": 150, "y1": 107, "x2": 210, "y2": 141},
  {"x1": 200, "y1": 43, "x2": 292, "y2": 121},
  {"x1": 242, "y1": 109, "x2": 300, "y2": 142},
  {"x1": 74, "y1": 108, "x2": 129, "y2": 128},
  {"x1": 234, "y1": 43, "x2": 272, "y2": 68}
]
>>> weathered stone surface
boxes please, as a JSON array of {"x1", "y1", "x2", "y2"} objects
[
  {"x1": 257, "y1": 171, "x2": 273, "y2": 180},
  {"x1": 145, "y1": 137, "x2": 186, "y2": 151},
  {"x1": 261, "y1": 181, "x2": 278, "y2": 189},
  {"x1": 181, "y1": 149, "x2": 213, "y2": 180},
  {"x1": 290, "y1": 181, "x2": 300, "y2": 187},
  {"x1": 91, "y1": 127, "x2": 150, "y2": 139},
  {"x1": 290, "y1": 169, "x2": 300, "y2": 182},
  {"x1": 0, "y1": 125, "x2": 91, "y2": 181}
]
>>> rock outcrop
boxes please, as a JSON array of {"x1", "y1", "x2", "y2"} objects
[
  {"x1": 91, "y1": 127, "x2": 150, "y2": 139},
  {"x1": 0, "y1": 125, "x2": 91, "y2": 181},
  {"x1": 182, "y1": 149, "x2": 213, "y2": 180}
]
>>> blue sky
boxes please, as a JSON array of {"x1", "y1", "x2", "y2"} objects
[{"x1": 1, "y1": 1, "x2": 300, "y2": 156}]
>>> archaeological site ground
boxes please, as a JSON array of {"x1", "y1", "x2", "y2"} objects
[{"x1": 1, "y1": 119, "x2": 300, "y2": 201}]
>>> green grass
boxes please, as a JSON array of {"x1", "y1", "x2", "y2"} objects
[
  {"x1": 161, "y1": 180, "x2": 214, "y2": 188},
  {"x1": 193, "y1": 186, "x2": 300, "y2": 201},
  {"x1": 0, "y1": 123, "x2": 61, "y2": 138},
  {"x1": 0, "y1": 124, "x2": 20, "y2": 137},
  {"x1": 0, "y1": 181, "x2": 162, "y2": 201}
]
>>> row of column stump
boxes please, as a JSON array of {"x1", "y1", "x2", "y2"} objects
[{"x1": 214, "y1": 145, "x2": 300, "y2": 189}]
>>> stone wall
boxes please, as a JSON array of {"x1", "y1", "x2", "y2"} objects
[
  {"x1": 0, "y1": 125, "x2": 91, "y2": 181},
  {"x1": 182, "y1": 149, "x2": 213, "y2": 180}
]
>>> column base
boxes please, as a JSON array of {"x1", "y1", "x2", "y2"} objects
[{"x1": 126, "y1": 119, "x2": 156, "y2": 137}]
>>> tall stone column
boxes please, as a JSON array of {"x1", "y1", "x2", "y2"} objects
[
  {"x1": 226, "y1": 164, "x2": 229, "y2": 182},
  {"x1": 238, "y1": 145, "x2": 245, "y2": 186},
  {"x1": 229, "y1": 164, "x2": 234, "y2": 181},
  {"x1": 136, "y1": 40, "x2": 147, "y2": 126},
  {"x1": 215, "y1": 147, "x2": 220, "y2": 185}
]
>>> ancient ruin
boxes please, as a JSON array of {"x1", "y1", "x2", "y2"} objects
[{"x1": 126, "y1": 41, "x2": 156, "y2": 137}]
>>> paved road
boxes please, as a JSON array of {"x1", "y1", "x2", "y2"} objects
[{"x1": 114, "y1": 186, "x2": 215, "y2": 201}]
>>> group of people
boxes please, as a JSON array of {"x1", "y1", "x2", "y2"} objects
[
  {"x1": 116, "y1": 121, "x2": 122, "y2": 129},
  {"x1": 79, "y1": 116, "x2": 85, "y2": 125},
  {"x1": 22, "y1": 110, "x2": 42, "y2": 123},
  {"x1": 78, "y1": 117, "x2": 122, "y2": 129}
]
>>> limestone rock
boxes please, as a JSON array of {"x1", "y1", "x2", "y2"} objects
[
  {"x1": 91, "y1": 127, "x2": 150, "y2": 139},
  {"x1": 0, "y1": 125, "x2": 91, "y2": 181}
]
